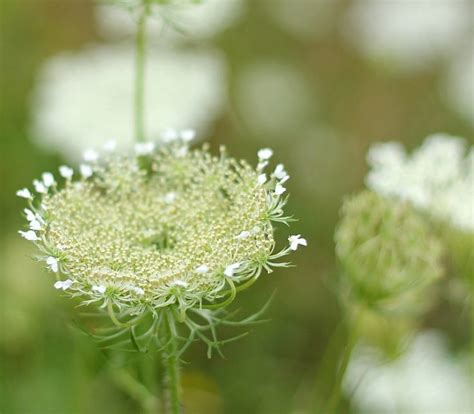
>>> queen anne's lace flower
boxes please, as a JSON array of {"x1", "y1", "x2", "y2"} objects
[
  {"x1": 335, "y1": 191, "x2": 443, "y2": 308},
  {"x1": 366, "y1": 134, "x2": 473, "y2": 232},
  {"x1": 18, "y1": 140, "x2": 306, "y2": 320}
]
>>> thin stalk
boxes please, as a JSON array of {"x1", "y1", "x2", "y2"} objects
[
  {"x1": 162, "y1": 311, "x2": 183, "y2": 414},
  {"x1": 134, "y1": 0, "x2": 150, "y2": 142},
  {"x1": 324, "y1": 310, "x2": 362, "y2": 414}
]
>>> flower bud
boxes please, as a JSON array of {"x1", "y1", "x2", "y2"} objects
[{"x1": 335, "y1": 191, "x2": 444, "y2": 310}]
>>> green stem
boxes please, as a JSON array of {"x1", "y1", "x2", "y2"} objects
[
  {"x1": 324, "y1": 310, "x2": 362, "y2": 414},
  {"x1": 162, "y1": 311, "x2": 183, "y2": 414},
  {"x1": 134, "y1": 0, "x2": 150, "y2": 142}
]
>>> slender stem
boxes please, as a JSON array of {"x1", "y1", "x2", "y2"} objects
[
  {"x1": 325, "y1": 310, "x2": 362, "y2": 414},
  {"x1": 162, "y1": 311, "x2": 183, "y2": 414},
  {"x1": 134, "y1": 0, "x2": 150, "y2": 142}
]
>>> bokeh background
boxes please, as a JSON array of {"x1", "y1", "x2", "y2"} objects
[{"x1": 1, "y1": 1, "x2": 473, "y2": 413}]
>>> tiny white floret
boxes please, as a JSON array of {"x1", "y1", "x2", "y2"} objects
[
  {"x1": 164, "y1": 192, "x2": 176, "y2": 204},
  {"x1": 170, "y1": 279, "x2": 189, "y2": 288},
  {"x1": 42, "y1": 172, "x2": 56, "y2": 187},
  {"x1": 275, "y1": 183, "x2": 286, "y2": 195},
  {"x1": 83, "y1": 149, "x2": 99, "y2": 162},
  {"x1": 80, "y1": 164, "x2": 93, "y2": 178},
  {"x1": 24, "y1": 208, "x2": 36, "y2": 222},
  {"x1": 224, "y1": 262, "x2": 241, "y2": 277},
  {"x1": 59, "y1": 165, "x2": 74, "y2": 179},
  {"x1": 257, "y1": 160, "x2": 269, "y2": 171},
  {"x1": 195, "y1": 264, "x2": 210, "y2": 274},
  {"x1": 236, "y1": 230, "x2": 250, "y2": 240},
  {"x1": 258, "y1": 148, "x2": 273, "y2": 160},
  {"x1": 46, "y1": 256, "x2": 59, "y2": 272},
  {"x1": 54, "y1": 279, "x2": 73, "y2": 291},
  {"x1": 180, "y1": 129, "x2": 196, "y2": 142},
  {"x1": 288, "y1": 234, "x2": 307, "y2": 251},
  {"x1": 33, "y1": 180, "x2": 47, "y2": 194},
  {"x1": 258, "y1": 174, "x2": 267, "y2": 185},
  {"x1": 92, "y1": 284, "x2": 106, "y2": 294},
  {"x1": 18, "y1": 230, "x2": 39, "y2": 241},
  {"x1": 29, "y1": 220, "x2": 42, "y2": 231},
  {"x1": 16, "y1": 188, "x2": 33, "y2": 199},
  {"x1": 274, "y1": 164, "x2": 287, "y2": 180}
]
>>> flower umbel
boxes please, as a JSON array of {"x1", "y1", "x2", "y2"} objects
[{"x1": 18, "y1": 140, "x2": 305, "y2": 352}]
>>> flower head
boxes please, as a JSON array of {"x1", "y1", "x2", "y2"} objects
[
  {"x1": 17, "y1": 141, "x2": 301, "y2": 321},
  {"x1": 335, "y1": 191, "x2": 443, "y2": 309}
]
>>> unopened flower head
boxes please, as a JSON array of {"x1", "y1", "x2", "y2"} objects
[
  {"x1": 17, "y1": 140, "x2": 305, "y2": 320},
  {"x1": 335, "y1": 191, "x2": 443, "y2": 308}
]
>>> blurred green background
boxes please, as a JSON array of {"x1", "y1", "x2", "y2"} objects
[{"x1": 1, "y1": 1, "x2": 473, "y2": 413}]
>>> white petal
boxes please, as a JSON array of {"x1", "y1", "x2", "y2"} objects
[
  {"x1": 170, "y1": 279, "x2": 188, "y2": 288},
  {"x1": 258, "y1": 174, "x2": 267, "y2": 185},
  {"x1": 236, "y1": 230, "x2": 250, "y2": 239},
  {"x1": 275, "y1": 183, "x2": 286, "y2": 195},
  {"x1": 224, "y1": 262, "x2": 241, "y2": 277},
  {"x1": 42, "y1": 172, "x2": 55, "y2": 187},
  {"x1": 47, "y1": 256, "x2": 59, "y2": 273},
  {"x1": 80, "y1": 164, "x2": 93, "y2": 178},
  {"x1": 195, "y1": 264, "x2": 209, "y2": 274},
  {"x1": 29, "y1": 220, "x2": 42, "y2": 231},
  {"x1": 16, "y1": 188, "x2": 32, "y2": 199},
  {"x1": 33, "y1": 180, "x2": 47, "y2": 194},
  {"x1": 92, "y1": 284, "x2": 106, "y2": 294},
  {"x1": 258, "y1": 148, "x2": 273, "y2": 160},
  {"x1": 24, "y1": 208, "x2": 36, "y2": 222},
  {"x1": 83, "y1": 149, "x2": 99, "y2": 162},
  {"x1": 18, "y1": 230, "x2": 39, "y2": 241},
  {"x1": 180, "y1": 129, "x2": 196, "y2": 142},
  {"x1": 59, "y1": 165, "x2": 74, "y2": 179}
]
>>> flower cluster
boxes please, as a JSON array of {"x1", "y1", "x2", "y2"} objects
[
  {"x1": 335, "y1": 191, "x2": 443, "y2": 310},
  {"x1": 17, "y1": 137, "x2": 306, "y2": 323},
  {"x1": 366, "y1": 134, "x2": 473, "y2": 232}
]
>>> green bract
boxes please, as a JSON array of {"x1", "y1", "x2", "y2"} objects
[
  {"x1": 335, "y1": 191, "x2": 444, "y2": 309},
  {"x1": 18, "y1": 140, "x2": 304, "y2": 335}
]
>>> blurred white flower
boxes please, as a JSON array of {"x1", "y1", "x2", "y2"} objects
[
  {"x1": 367, "y1": 134, "x2": 474, "y2": 231},
  {"x1": 16, "y1": 188, "x2": 32, "y2": 200},
  {"x1": 344, "y1": 0, "x2": 472, "y2": 72},
  {"x1": 31, "y1": 44, "x2": 226, "y2": 161},
  {"x1": 95, "y1": 0, "x2": 244, "y2": 43},
  {"x1": 444, "y1": 44, "x2": 474, "y2": 127},
  {"x1": 345, "y1": 331, "x2": 473, "y2": 413},
  {"x1": 288, "y1": 234, "x2": 307, "y2": 251}
]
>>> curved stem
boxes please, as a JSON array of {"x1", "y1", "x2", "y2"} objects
[
  {"x1": 135, "y1": 0, "x2": 150, "y2": 142},
  {"x1": 161, "y1": 310, "x2": 183, "y2": 414}
]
